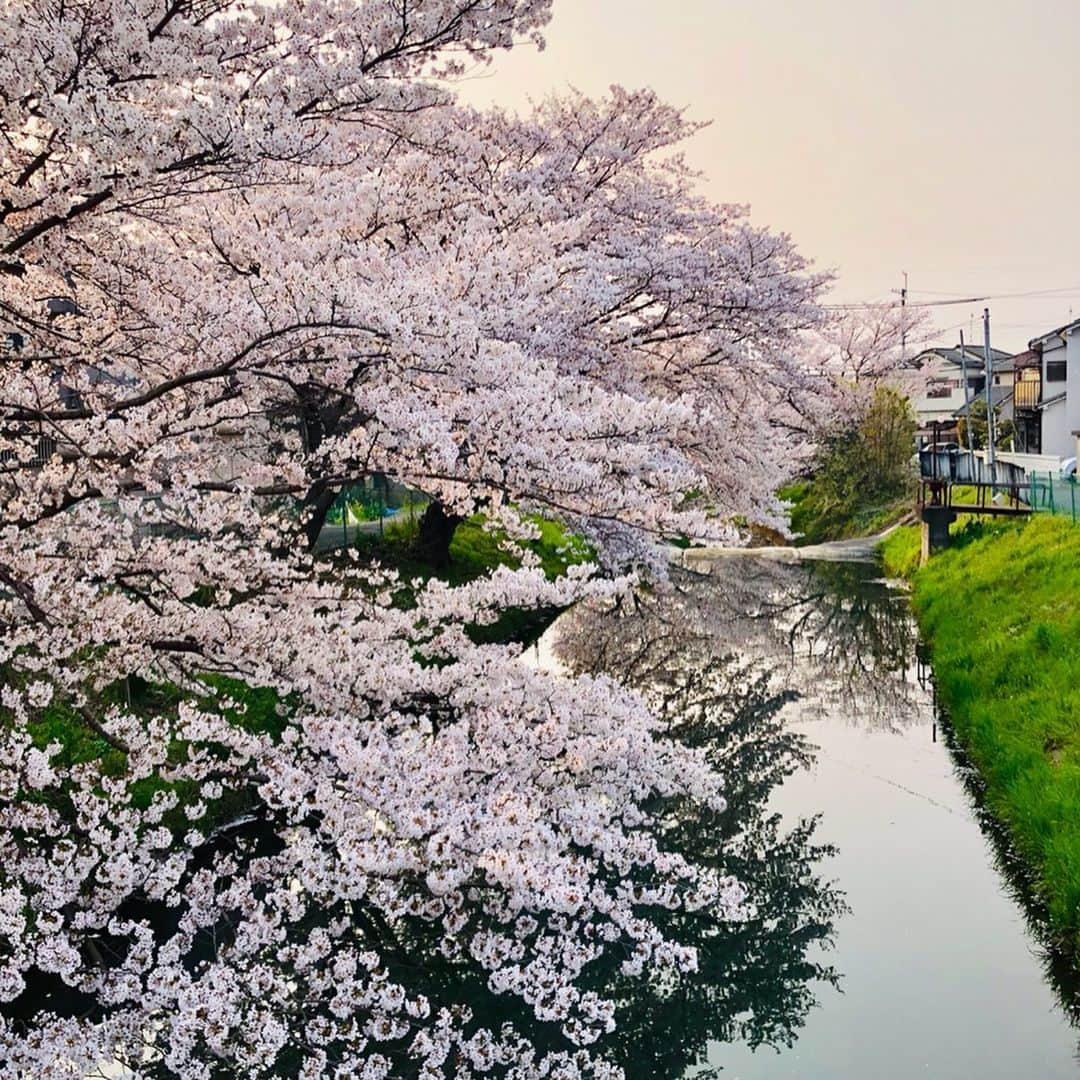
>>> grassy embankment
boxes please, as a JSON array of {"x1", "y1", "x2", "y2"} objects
[
  {"x1": 876, "y1": 522, "x2": 923, "y2": 578},
  {"x1": 877, "y1": 486, "x2": 1002, "y2": 578},
  {"x1": 881, "y1": 513, "x2": 1080, "y2": 956},
  {"x1": 780, "y1": 479, "x2": 912, "y2": 545}
]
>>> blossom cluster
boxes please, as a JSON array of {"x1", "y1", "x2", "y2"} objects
[{"x1": 1, "y1": 2, "x2": 823, "y2": 1076}]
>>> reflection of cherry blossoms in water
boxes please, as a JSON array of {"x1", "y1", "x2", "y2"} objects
[
  {"x1": 553, "y1": 558, "x2": 1080, "y2": 1078},
  {"x1": 9, "y1": 571, "x2": 848, "y2": 1080},
  {"x1": 565, "y1": 558, "x2": 930, "y2": 733},
  {"x1": 550, "y1": 569, "x2": 851, "y2": 1078}
]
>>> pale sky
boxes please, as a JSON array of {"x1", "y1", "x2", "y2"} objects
[{"x1": 459, "y1": 0, "x2": 1080, "y2": 352}]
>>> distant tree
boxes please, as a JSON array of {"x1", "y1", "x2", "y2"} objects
[
  {"x1": 812, "y1": 304, "x2": 934, "y2": 416},
  {"x1": 788, "y1": 386, "x2": 916, "y2": 542},
  {"x1": 859, "y1": 385, "x2": 918, "y2": 492},
  {"x1": 958, "y1": 399, "x2": 1016, "y2": 452}
]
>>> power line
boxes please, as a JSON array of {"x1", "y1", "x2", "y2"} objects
[
  {"x1": 826, "y1": 285, "x2": 1080, "y2": 311},
  {"x1": 908, "y1": 285, "x2": 1080, "y2": 298}
]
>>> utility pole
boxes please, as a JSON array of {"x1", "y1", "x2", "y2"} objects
[
  {"x1": 959, "y1": 329, "x2": 974, "y2": 453},
  {"x1": 983, "y1": 307, "x2": 996, "y2": 470},
  {"x1": 890, "y1": 272, "x2": 909, "y2": 365},
  {"x1": 901, "y1": 271, "x2": 908, "y2": 364}
]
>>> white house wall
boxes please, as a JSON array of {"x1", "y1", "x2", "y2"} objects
[
  {"x1": 912, "y1": 356, "x2": 963, "y2": 426},
  {"x1": 1041, "y1": 397, "x2": 1071, "y2": 458},
  {"x1": 911, "y1": 353, "x2": 999, "y2": 428},
  {"x1": 1036, "y1": 330, "x2": 1079, "y2": 459},
  {"x1": 1067, "y1": 325, "x2": 1080, "y2": 452}
]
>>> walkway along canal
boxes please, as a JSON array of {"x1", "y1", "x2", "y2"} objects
[{"x1": 535, "y1": 555, "x2": 1080, "y2": 1078}]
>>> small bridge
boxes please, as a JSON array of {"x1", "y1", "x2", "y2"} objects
[
  {"x1": 917, "y1": 446, "x2": 1032, "y2": 559},
  {"x1": 918, "y1": 447, "x2": 1033, "y2": 515}
]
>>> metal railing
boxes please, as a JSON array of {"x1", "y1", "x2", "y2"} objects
[
  {"x1": 0, "y1": 434, "x2": 58, "y2": 468},
  {"x1": 918, "y1": 447, "x2": 1032, "y2": 514},
  {"x1": 918, "y1": 447, "x2": 1028, "y2": 489},
  {"x1": 918, "y1": 448, "x2": 1080, "y2": 522}
]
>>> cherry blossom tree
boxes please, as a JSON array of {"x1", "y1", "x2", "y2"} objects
[
  {"x1": 812, "y1": 302, "x2": 934, "y2": 421},
  {"x1": 0, "y1": 2, "x2": 826, "y2": 1076}
]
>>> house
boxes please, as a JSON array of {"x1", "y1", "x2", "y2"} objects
[
  {"x1": 1011, "y1": 349, "x2": 1042, "y2": 453},
  {"x1": 909, "y1": 343, "x2": 1014, "y2": 440},
  {"x1": 1015, "y1": 318, "x2": 1080, "y2": 461}
]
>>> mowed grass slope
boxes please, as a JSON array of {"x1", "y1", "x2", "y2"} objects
[
  {"x1": 912, "y1": 515, "x2": 1080, "y2": 952},
  {"x1": 878, "y1": 524, "x2": 922, "y2": 578}
]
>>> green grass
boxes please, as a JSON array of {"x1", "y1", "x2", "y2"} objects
[
  {"x1": 779, "y1": 480, "x2": 911, "y2": 546},
  {"x1": 452, "y1": 514, "x2": 592, "y2": 584},
  {"x1": 356, "y1": 511, "x2": 589, "y2": 582},
  {"x1": 907, "y1": 515, "x2": 1080, "y2": 955},
  {"x1": 877, "y1": 490, "x2": 1023, "y2": 579},
  {"x1": 878, "y1": 525, "x2": 922, "y2": 578}
]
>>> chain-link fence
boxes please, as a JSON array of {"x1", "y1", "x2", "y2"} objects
[{"x1": 1029, "y1": 472, "x2": 1080, "y2": 522}]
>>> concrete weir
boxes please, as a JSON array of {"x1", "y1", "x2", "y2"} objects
[{"x1": 674, "y1": 533, "x2": 882, "y2": 567}]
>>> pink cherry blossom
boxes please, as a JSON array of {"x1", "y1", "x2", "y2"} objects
[{"x1": 0, "y1": 2, "x2": 827, "y2": 1076}]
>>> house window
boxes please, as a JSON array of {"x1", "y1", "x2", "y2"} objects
[
  {"x1": 927, "y1": 383, "x2": 955, "y2": 399},
  {"x1": 1047, "y1": 360, "x2": 1067, "y2": 382}
]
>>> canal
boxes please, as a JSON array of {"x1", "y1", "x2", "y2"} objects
[{"x1": 538, "y1": 555, "x2": 1080, "y2": 1078}]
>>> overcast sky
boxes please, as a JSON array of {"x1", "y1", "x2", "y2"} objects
[{"x1": 459, "y1": 0, "x2": 1080, "y2": 352}]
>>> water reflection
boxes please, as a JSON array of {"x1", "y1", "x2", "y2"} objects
[
  {"x1": 553, "y1": 556, "x2": 1080, "y2": 1076},
  {"x1": 574, "y1": 560, "x2": 928, "y2": 731},
  {"x1": 937, "y1": 716, "x2": 1080, "y2": 1036},
  {"x1": 393, "y1": 587, "x2": 852, "y2": 1079},
  {"x1": 22, "y1": 558, "x2": 1080, "y2": 1078},
  {"x1": 554, "y1": 569, "x2": 854, "y2": 1076},
  {"x1": 2, "y1": 567, "x2": 856, "y2": 1080}
]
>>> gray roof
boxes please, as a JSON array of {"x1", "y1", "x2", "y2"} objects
[
  {"x1": 1036, "y1": 391, "x2": 1067, "y2": 411},
  {"x1": 953, "y1": 385, "x2": 1013, "y2": 418},
  {"x1": 1029, "y1": 318, "x2": 1080, "y2": 350},
  {"x1": 913, "y1": 344, "x2": 1014, "y2": 374}
]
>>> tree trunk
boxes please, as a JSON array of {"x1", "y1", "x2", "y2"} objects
[
  {"x1": 302, "y1": 483, "x2": 339, "y2": 550},
  {"x1": 412, "y1": 502, "x2": 462, "y2": 570}
]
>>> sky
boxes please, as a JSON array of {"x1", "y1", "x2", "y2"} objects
[{"x1": 458, "y1": 0, "x2": 1080, "y2": 352}]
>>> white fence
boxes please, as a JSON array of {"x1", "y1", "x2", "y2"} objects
[{"x1": 974, "y1": 450, "x2": 1064, "y2": 473}]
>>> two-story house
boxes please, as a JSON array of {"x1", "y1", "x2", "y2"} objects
[
  {"x1": 909, "y1": 343, "x2": 1015, "y2": 440},
  {"x1": 1015, "y1": 318, "x2": 1080, "y2": 460}
]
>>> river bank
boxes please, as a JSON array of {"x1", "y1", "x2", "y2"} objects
[
  {"x1": 879, "y1": 514, "x2": 1080, "y2": 961},
  {"x1": 539, "y1": 555, "x2": 1080, "y2": 1076}
]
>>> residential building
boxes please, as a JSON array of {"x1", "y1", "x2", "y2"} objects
[
  {"x1": 1011, "y1": 349, "x2": 1042, "y2": 453},
  {"x1": 1021, "y1": 318, "x2": 1080, "y2": 461},
  {"x1": 909, "y1": 343, "x2": 1014, "y2": 440}
]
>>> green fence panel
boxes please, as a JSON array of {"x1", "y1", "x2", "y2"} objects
[{"x1": 1029, "y1": 470, "x2": 1079, "y2": 522}]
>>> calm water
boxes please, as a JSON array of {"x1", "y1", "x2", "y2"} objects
[
  {"x1": 541, "y1": 556, "x2": 1080, "y2": 1079},
  {"x1": 51, "y1": 555, "x2": 1080, "y2": 1079}
]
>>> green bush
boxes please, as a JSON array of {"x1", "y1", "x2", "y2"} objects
[{"x1": 784, "y1": 385, "x2": 916, "y2": 544}]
